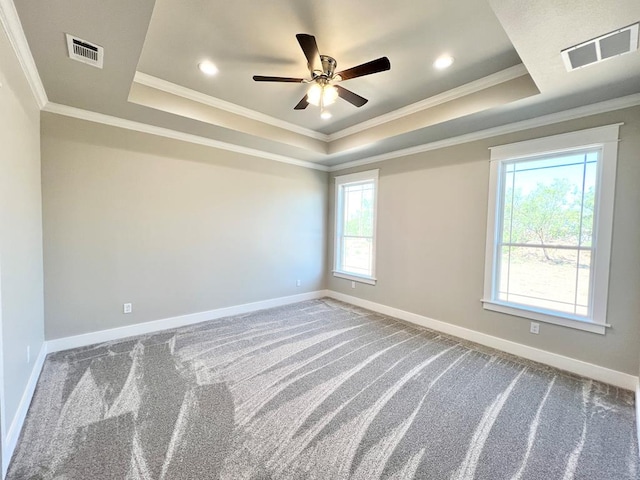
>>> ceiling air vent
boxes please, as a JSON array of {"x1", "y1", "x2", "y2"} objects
[
  {"x1": 65, "y1": 34, "x2": 103, "y2": 68},
  {"x1": 561, "y1": 22, "x2": 639, "y2": 71}
]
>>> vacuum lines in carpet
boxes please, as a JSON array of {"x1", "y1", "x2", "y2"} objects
[{"x1": 7, "y1": 298, "x2": 638, "y2": 479}]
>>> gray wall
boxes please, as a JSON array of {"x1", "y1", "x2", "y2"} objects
[
  {"x1": 0, "y1": 21, "x2": 45, "y2": 465},
  {"x1": 41, "y1": 113, "x2": 328, "y2": 339},
  {"x1": 327, "y1": 106, "x2": 640, "y2": 375}
]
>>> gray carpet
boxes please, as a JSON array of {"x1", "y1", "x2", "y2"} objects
[{"x1": 7, "y1": 298, "x2": 639, "y2": 479}]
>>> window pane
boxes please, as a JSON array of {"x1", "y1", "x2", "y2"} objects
[
  {"x1": 342, "y1": 237, "x2": 372, "y2": 276},
  {"x1": 502, "y1": 171, "x2": 515, "y2": 243},
  {"x1": 497, "y1": 245, "x2": 590, "y2": 316},
  {"x1": 505, "y1": 155, "x2": 595, "y2": 247},
  {"x1": 576, "y1": 250, "x2": 592, "y2": 316},
  {"x1": 580, "y1": 162, "x2": 597, "y2": 247},
  {"x1": 343, "y1": 183, "x2": 374, "y2": 237}
]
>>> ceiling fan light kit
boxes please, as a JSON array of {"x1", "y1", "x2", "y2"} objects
[
  {"x1": 307, "y1": 83, "x2": 338, "y2": 107},
  {"x1": 253, "y1": 33, "x2": 391, "y2": 119}
]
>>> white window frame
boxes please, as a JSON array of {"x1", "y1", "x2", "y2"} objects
[
  {"x1": 482, "y1": 124, "x2": 621, "y2": 334},
  {"x1": 333, "y1": 169, "x2": 379, "y2": 285}
]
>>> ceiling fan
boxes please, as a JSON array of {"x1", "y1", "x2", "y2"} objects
[{"x1": 253, "y1": 34, "x2": 391, "y2": 118}]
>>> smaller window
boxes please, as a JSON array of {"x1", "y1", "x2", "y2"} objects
[
  {"x1": 482, "y1": 124, "x2": 620, "y2": 334},
  {"x1": 333, "y1": 170, "x2": 379, "y2": 285}
]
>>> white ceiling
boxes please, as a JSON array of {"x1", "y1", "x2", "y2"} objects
[
  {"x1": 10, "y1": 0, "x2": 640, "y2": 167},
  {"x1": 137, "y1": 0, "x2": 521, "y2": 133}
]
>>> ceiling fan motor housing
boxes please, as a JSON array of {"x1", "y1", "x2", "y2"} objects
[{"x1": 318, "y1": 55, "x2": 337, "y2": 79}]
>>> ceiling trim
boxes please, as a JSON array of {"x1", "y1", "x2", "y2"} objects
[
  {"x1": 134, "y1": 72, "x2": 330, "y2": 142},
  {"x1": 327, "y1": 92, "x2": 640, "y2": 172},
  {"x1": 42, "y1": 102, "x2": 330, "y2": 172},
  {"x1": 325, "y1": 64, "x2": 530, "y2": 142},
  {"x1": 0, "y1": 0, "x2": 47, "y2": 108},
  {"x1": 134, "y1": 64, "x2": 530, "y2": 147},
  {"x1": 40, "y1": 92, "x2": 640, "y2": 175}
]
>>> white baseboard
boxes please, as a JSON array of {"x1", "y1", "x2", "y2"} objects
[
  {"x1": 2, "y1": 342, "x2": 47, "y2": 479},
  {"x1": 47, "y1": 290, "x2": 328, "y2": 353},
  {"x1": 1, "y1": 289, "x2": 637, "y2": 478},
  {"x1": 1, "y1": 290, "x2": 328, "y2": 478},
  {"x1": 326, "y1": 291, "x2": 638, "y2": 391},
  {"x1": 636, "y1": 380, "x2": 640, "y2": 456}
]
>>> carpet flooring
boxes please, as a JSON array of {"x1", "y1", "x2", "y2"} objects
[{"x1": 7, "y1": 298, "x2": 639, "y2": 479}]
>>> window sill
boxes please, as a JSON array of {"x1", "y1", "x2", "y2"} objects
[
  {"x1": 481, "y1": 299, "x2": 609, "y2": 335},
  {"x1": 333, "y1": 271, "x2": 377, "y2": 285}
]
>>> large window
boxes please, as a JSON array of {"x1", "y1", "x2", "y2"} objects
[
  {"x1": 483, "y1": 125, "x2": 620, "y2": 334},
  {"x1": 333, "y1": 170, "x2": 378, "y2": 285}
]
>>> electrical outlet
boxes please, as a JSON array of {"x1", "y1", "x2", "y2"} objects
[
  {"x1": 530, "y1": 322, "x2": 540, "y2": 334},
  {"x1": 123, "y1": 303, "x2": 132, "y2": 314},
  {"x1": 296, "y1": 279, "x2": 301, "y2": 287},
  {"x1": 351, "y1": 281, "x2": 356, "y2": 289},
  {"x1": 27, "y1": 345, "x2": 30, "y2": 364}
]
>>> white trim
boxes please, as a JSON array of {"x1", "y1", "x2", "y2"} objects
[
  {"x1": 333, "y1": 169, "x2": 379, "y2": 283},
  {"x1": 481, "y1": 300, "x2": 607, "y2": 335},
  {"x1": 483, "y1": 124, "x2": 620, "y2": 332},
  {"x1": 636, "y1": 380, "x2": 640, "y2": 457},
  {"x1": 327, "y1": 93, "x2": 640, "y2": 172},
  {"x1": 0, "y1": 256, "x2": 5, "y2": 478},
  {"x1": 326, "y1": 64, "x2": 529, "y2": 142},
  {"x1": 2, "y1": 0, "x2": 640, "y2": 174},
  {"x1": 489, "y1": 123, "x2": 622, "y2": 159},
  {"x1": 135, "y1": 65, "x2": 528, "y2": 145},
  {"x1": 42, "y1": 103, "x2": 329, "y2": 172},
  {"x1": 38, "y1": 92, "x2": 640, "y2": 176},
  {"x1": 47, "y1": 290, "x2": 327, "y2": 353},
  {"x1": 332, "y1": 271, "x2": 377, "y2": 285},
  {"x1": 326, "y1": 290, "x2": 637, "y2": 390},
  {"x1": 1, "y1": 290, "x2": 635, "y2": 477},
  {"x1": 0, "y1": 0, "x2": 48, "y2": 108},
  {"x1": 2, "y1": 343, "x2": 47, "y2": 479},
  {"x1": 134, "y1": 72, "x2": 329, "y2": 142}
]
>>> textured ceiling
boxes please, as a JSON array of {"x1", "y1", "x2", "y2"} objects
[{"x1": 11, "y1": 0, "x2": 640, "y2": 167}]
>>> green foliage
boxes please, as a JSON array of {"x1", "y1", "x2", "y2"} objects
[
  {"x1": 503, "y1": 178, "x2": 595, "y2": 262},
  {"x1": 345, "y1": 191, "x2": 374, "y2": 237}
]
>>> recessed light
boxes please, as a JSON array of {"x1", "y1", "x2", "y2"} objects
[
  {"x1": 434, "y1": 55, "x2": 454, "y2": 70},
  {"x1": 321, "y1": 111, "x2": 332, "y2": 120},
  {"x1": 198, "y1": 61, "x2": 218, "y2": 76}
]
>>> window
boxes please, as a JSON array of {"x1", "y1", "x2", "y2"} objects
[
  {"x1": 483, "y1": 125, "x2": 620, "y2": 334},
  {"x1": 333, "y1": 170, "x2": 379, "y2": 285}
]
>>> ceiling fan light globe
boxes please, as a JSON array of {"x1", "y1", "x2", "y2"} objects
[
  {"x1": 323, "y1": 85, "x2": 338, "y2": 106},
  {"x1": 307, "y1": 84, "x2": 322, "y2": 106}
]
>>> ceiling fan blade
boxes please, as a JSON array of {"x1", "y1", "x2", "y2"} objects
[
  {"x1": 336, "y1": 85, "x2": 368, "y2": 107},
  {"x1": 336, "y1": 57, "x2": 391, "y2": 81},
  {"x1": 294, "y1": 95, "x2": 309, "y2": 110},
  {"x1": 296, "y1": 34, "x2": 321, "y2": 74},
  {"x1": 253, "y1": 75, "x2": 304, "y2": 82}
]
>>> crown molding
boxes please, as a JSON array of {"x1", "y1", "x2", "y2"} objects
[
  {"x1": 327, "y1": 92, "x2": 640, "y2": 172},
  {"x1": 0, "y1": 0, "x2": 47, "y2": 108},
  {"x1": 134, "y1": 65, "x2": 530, "y2": 147},
  {"x1": 134, "y1": 72, "x2": 330, "y2": 142},
  {"x1": 42, "y1": 102, "x2": 330, "y2": 172},
  {"x1": 325, "y1": 64, "x2": 530, "y2": 142},
  {"x1": 41, "y1": 91, "x2": 640, "y2": 175}
]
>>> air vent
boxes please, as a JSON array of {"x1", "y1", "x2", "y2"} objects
[
  {"x1": 561, "y1": 23, "x2": 639, "y2": 71},
  {"x1": 65, "y1": 34, "x2": 103, "y2": 68}
]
